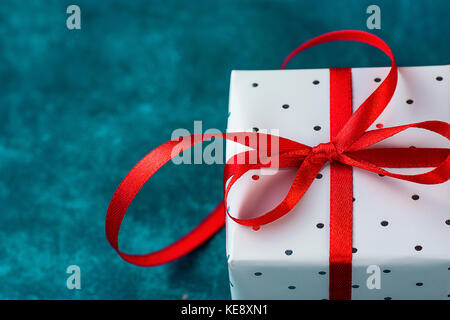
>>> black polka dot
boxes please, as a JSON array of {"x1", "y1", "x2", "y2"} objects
[
  {"x1": 409, "y1": 146, "x2": 416, "y2": 148},
  {"x1": 416, "y1": 282, "x2": 423, "y2": 286},
  {"x1": 445, "y1": 219, "x2": 450, "y2": 225},
  {"x1": 254, "y1": 272, "x2": 262, "y2": 276},
  {"x1": 318, "y1": 271, "x2": 326, "y2": 275},
  {"x1": 412, "y1": 194, "x2": 420, "y2": 200},
  {"x1": 316, "y1": 173, "x2": 323, "y2": 179},
  {"x1": 384, "y1": 297, "x2": 392, "y2": 300},
  {"x1": 316, "y1": 223, "x2": 324, "y2": 229},
  {"x1": 313, "y1": 126, "x2": 321, "y2": 131},
  {"x1": 352, "y1": 248, "x2": 357, "y2": 253},
  {"x1": 313, "y1": 80, "x2": 320, "y2": 85},
  {"x1": 415, "y1": 245, "x2": 423, "y2": 251},
  {"x1": 378, "y1": 174, "x2": 385, "y2": 177},
  {"x1": 352, "y1": 197, "x2": 356, "y2": 202},
  {"x1": 352, "y1": 285, "x2": 360, "y2": 288},
  {"x1": 252, "y1": 83, "x2": 258, "y2": 87},
  {"x1": 230, "y1": 282, "x2": 234, "y2": 287},
  {"x1": 374, "y1": 77, "x2": 381, "y2": 83},
  {"x1": 383, "y1": 269, "x2": 391, "y2": 273},
  {"x1": 288, "y1": 286, "x2": 296, "y2": 290},
  {"x1": 436, "y1": 76, "x2": 443, "y2": 81},
  {"x1": 285, "y1": 250, "x2": 293, "y2": 256},
  {"x1": 253, "y1": 127, "x2": 259, "y2": 132},
  {"x1": 406, "y1": 99, "x2": 414, "y2": 104},
  {"x1": 282, "y1": 104, "x2": 290, "y2": 109},
  {"x1": 381, "y1": 221, "x2": 389, "y2": 227}
]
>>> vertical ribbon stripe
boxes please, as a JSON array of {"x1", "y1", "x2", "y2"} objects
[{"x1": 329, "y1": 68, "x2": 353, "y2": 300}]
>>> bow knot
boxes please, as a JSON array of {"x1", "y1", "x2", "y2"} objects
[{"x1": 309, "y1": 141, "x2": 340, "y2": 164}]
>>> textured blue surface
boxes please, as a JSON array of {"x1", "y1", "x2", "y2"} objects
[{"x1": 0, "y1": 0, "x2": 449, "y2": 299}]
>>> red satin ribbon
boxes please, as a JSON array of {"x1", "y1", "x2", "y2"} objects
[
  {"x1": 329, "y1": 67, "x2": 353, "y2": 299},
  {"x1": 105, "y1": 30, "x2": 450, "y2": 299}
]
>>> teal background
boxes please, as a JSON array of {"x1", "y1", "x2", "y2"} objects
[{"x1": 0, "y1": 0, "x2": 449, "y2": 299}]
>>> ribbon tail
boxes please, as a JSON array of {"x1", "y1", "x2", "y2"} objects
[{"x1": 340, "y1": 153, "x2": 450, "y2": 184}]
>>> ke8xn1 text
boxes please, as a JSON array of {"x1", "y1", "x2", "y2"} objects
[{"x1": 181, "y1": 304, "x2": 268, "y2": 317}]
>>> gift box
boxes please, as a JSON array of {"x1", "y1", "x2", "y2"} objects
[
  {"x1": 105, "y1": 30, "x2": 449, "y2": 301},
  {"x1": 225, "y1": 64, "x2": 450, "y2": 300}
]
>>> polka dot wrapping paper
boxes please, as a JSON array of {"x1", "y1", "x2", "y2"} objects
[{"x1": 225, "y1": 65, "x2": 450, "y2": 300}]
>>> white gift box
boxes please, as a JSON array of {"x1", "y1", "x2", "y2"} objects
[{"x1": 225, "y1": 65, "x2": 450, "y2": 300}]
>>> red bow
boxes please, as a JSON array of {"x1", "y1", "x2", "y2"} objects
[{"x1": 105, "y1": 30, "x2": 450, "y2": 299}]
